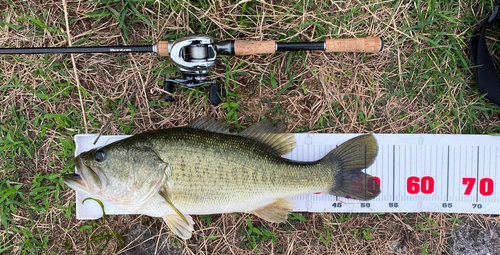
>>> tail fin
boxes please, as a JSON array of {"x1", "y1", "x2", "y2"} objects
[{"x1": 321, "y1": 134, "x2": 380, "y2": 201}]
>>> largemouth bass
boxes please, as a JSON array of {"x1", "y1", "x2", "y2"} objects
[{"x1": 63, "y1": 116, "x2": 380, "y2": 239}]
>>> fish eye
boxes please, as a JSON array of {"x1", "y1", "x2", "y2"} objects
[{"x1": 95, "y1": 149, "x2": 106, "y2": 162}]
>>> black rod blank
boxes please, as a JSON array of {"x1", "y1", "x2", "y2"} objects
[
  {"x1": 0, "y1": 45, "x2": 154, "y2": 55},
  {"x1": 276, "y1": 42, "x2": 325, "y2": 51}
]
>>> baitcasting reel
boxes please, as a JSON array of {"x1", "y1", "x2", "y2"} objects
[
  {"x1": 0, "y1": 34, "x2": 383, "y2": 105},
  {"x1": 156, "y1": 35, "x2": 233, "y2": 105}
]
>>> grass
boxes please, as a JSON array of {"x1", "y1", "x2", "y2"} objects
[{"x1": 0, "y1": 0, "x2": 499, "y2": 254}]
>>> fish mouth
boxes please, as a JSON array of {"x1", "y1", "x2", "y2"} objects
[
  {"x1": 63, "y1": 157, "x2": 98, "y2": 193},
  {"x1": 63, "y1": 172, "x2": 88, "y2": 192}
]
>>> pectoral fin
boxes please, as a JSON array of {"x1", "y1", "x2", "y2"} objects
[
  {"x1": 251, "y1": 198, "x2": 295, "y2": 223},
  {"x1": 159, "y1": 188, "x2": 194, "y2": 239},
  {"x1": 159, "y1": 188, "x2": 188, "y2": 224},
  {"x1": 163, "y1": 214, "x2": 195, "y2": 240}
]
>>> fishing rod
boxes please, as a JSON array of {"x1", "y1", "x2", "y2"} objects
[{"x1": 0, "y1": 35, "x2": 383, "y2": 105}]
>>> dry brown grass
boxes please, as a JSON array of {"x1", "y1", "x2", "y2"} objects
[{"x1": 1, "y1": 0, "x2": 499, "y2": 254}]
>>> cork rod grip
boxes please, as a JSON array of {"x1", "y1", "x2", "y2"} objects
[
  {"x1": 325, "y1": 37, "x2": 383, "y2": 53},
  {"x1": 234, "y1": 40, "x2": 276, "y2": 55},
  {"x1": 156, "y1": 41, "x2": 169, "y2": 56}
]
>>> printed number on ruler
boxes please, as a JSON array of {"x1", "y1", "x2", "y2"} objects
[
  {"x1": 407, "y1": 176, "x2": 434, "y2": 194},
  {"x1": 462, "y1": 178, "x2": 494, "y2": 196}
]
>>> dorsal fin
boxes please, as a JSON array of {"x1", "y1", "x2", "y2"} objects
[
  {"x1": 187, "y1": 116, "x2": 230, "y2": 134},
  {"x1": 238, "y1": 120, "x2": 296, "y2": 155}
]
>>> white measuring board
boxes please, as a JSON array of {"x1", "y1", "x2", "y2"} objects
[{"x1": 74, "y1": 133, "x2": 500, "y2": 220}]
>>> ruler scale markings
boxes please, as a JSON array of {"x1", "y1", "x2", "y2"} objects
[
  {"x1": 431, "y1": 146, "x2": 438, "y2": 199},
  {"x1": 413, "y1": 144, "x2": 416, "y2": 203},
  {"x1": 393, "y1": 145, "x2": 395, "y2": 202},
  {"x1": 412, "y1": 144, "x2": 415, "y2": 202},
  {"x1": 444, "y1": 145, "x2": 447, "y2": 203},
  {"x1": 427, "y1": 145, "x2": 430, "y2": 201},
  {"x1": 463, "y1": 146, "x2": 466, "y2": 203},
  {"x1": 400, "y1": 145, "x2": 403, "y2": 201},
  {"x1": 401, "y1": 145, "x2": 404, "y2": 202},
  {"x1": 482, "y1": 146, "x2": 485, "y2": 204},
  {"x1": 447, "y1": 146, "x2": 450, "y2": 202},
  {"x1": 433, "y1": 145, "x2": 436, "y2": 201},
  {"x1": 451, "y1": 146, "x2": 454, "y2": 203},
  {"x1": 431, "y1": 146, "x2": 438, "y2": 200},
  {"x1": 398, "y1": 145, "x2": 401, "y2": 202},
  {"x1": 412, "y1": 145, "x2": 418, "y2": 201},
  {"x1": 489, "y1": 146, "x2": 492, "y2": 204},
  {"x1": 459, "y1": 146, "x2": 462, "y2": 203},
  {"x1": 462, "y1": 146, "x2": 465, "y2": 203},
  {"x1": 425, "y1": 145, "x2": 428, "y2": 202},
  {"x1": 430, "y1": 145, "x2": 433, "y2": 201},
  {"x1": 430, "y1": 145, "x2": 432, "y2": 201},
  {"x1": 439, "y1": 145, "x2": 442, "y2": 201},
  {"x1": 409, "y1": 145, "x2": 412, "y2": 202},
  {"x1": 437, "y1": 145, "x2": 440, "y2": 202},
  {"x1": 385, "y1": 144, "x2": 389, "y2": 201},
  {"x1": 476, "y1": 146, "x2": 480, "y2": 203},
  {"x1": 489, "y1": 146, "x2": 492, "y2": 201},
  {"x1": 484, "y1": 146, "x2": 487, "y2": 204},
  {"x1": 483, "y1": 146, "x2": 486, "y2": 204},
  {"x1": 466, "y1": 146, "x2": 474, "y2": 202},
  {"x1": 410, "y1": 145, "x2": 418, "y2": 201},
  {"x1": 471, "y1": 146, "x2": 474, "y2": 203},
  {"x1": 419, "y1": 144, "x2": 422, "y2": 203},
  {"x1": 402, "y1": 144, "x2": 405, "y2": 202},
  {"x1": 436, "y1": 146, "x2": 439, "y2": 201},
  {"x1": 421, "y1": 144, "x2": 424, "y2": 202},
  {"x1": 399, "y1": 145, "x2": 402, "y2": 202},
  {"x1": 467, "y1": 145, "x2": 471, "y2": 203},
  {"x1": 448, "y1": 145, "x2": 456, "y2": 201},
  {"x1": 441, "y1": 145, "x2": 444, "y2": 202}
]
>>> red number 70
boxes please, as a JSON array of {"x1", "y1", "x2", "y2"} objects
[{"x1": 462, "y1": 178, "x2": 494, "y2": 196}]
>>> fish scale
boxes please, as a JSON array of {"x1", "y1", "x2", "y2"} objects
[{"x1": 153, "y1": 129, "x2": 325, "y2": 213}]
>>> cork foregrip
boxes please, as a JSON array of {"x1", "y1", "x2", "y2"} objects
[
  {"x1": 325, "y1": 37, "x2": 382, "y2": 53},
  {"x1": 234, "y1": 40, "x2": 276, "y2": 55},
  {"x1": 157, "y1": 41, "x2": 169, "y2": 56}
]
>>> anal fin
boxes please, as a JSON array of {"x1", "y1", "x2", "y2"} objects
[
  {"x1": 163, "y1": 214, "x2": 195, "y2": 240},
  {"x1": 251, "y1": 198, "x2": 295, "y2": 223}
]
